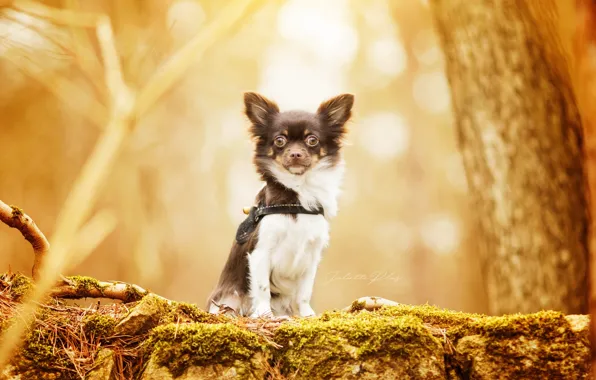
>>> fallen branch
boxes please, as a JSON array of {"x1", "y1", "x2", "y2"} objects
[
  {"x1": 53, "y1": 277, "x2": 151, "y2": 304},
  {"x1": 0, "y1": 200, "x2": 49, "y2": 281},
  {"x1": 343, "y1": 296, "x2": 400, "y2": 312},
  {"x1": 0, "y1": 271, "x2": 171, "y2": 305}
]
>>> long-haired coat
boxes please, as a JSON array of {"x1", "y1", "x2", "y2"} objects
[{"x1": 207, "y1": 92, "x2": 354, "y2": 318}]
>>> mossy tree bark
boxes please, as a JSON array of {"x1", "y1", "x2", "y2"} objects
[{"x1": 430, "y1": 0, "x2": 589, "y2": 315}]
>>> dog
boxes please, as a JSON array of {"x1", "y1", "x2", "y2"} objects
[{"x1": 206, "y1": 91, "x2": 354, "y2": 318}]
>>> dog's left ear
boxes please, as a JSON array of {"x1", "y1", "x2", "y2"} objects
[{"x1": 317, "y1": 93, "x2": 354, "y2": 127}]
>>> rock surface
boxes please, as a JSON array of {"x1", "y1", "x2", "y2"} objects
[
  {"x1": 86, "y1": 349, "x2": 116, "y2": 380},
  {"x1": 114, "y1": 294, "x2": 166, "y2": 335}
]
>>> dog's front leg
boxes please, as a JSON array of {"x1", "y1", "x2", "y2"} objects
[
  {"x1": 295, "y1": 257, "x2": 320, "y2": 317},
  {"x1": 248, "y1": 247, "x2": 272, "y2": 318}
]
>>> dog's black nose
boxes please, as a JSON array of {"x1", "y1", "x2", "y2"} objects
[{"x1": 290, "y1": 151, "x2": 303, "y2": 159}]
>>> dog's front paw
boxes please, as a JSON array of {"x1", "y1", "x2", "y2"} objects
[
  {"x1": 250, "y1": 305, "x2": 273, "y2": 319},
  {"x1": 271, "y1": 315, "x2": 291, "y2": 322},
  {"x1": 298, "y1": 304, "x2": 316, "y2": 318}
]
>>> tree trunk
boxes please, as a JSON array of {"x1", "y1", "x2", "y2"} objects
[
  {"x1": 572, "y1": 0, "x2": 596, "y2": 376},
  {"x1": 429, "y1": 0, "x2": 589, "y2": 315}
]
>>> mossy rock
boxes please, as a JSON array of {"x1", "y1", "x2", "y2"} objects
[
  {"x1": 85, "y1": 349, "x2": 116, "y2": 380},
  {"x1": 140, "y1": 306, "x2": 589, "y2": 379},
  {"x1": 0, "y1": 273, "x2": 590, "y2": 379},
  {"x1": 141, "y1": 351, "x2": 269, "y2": 380},
  {"x1": 273, "y1": 314, "x2": 445, "y2": 379},
  {"x1": 114, "y1": 293, "x2": 168, "y2": 336},
  {"x1": 454, "y1": 313, "x2": 590, "y2": 379},
  {"x1": 144, "y1": 322, "x2": 269, "y2": 379}
]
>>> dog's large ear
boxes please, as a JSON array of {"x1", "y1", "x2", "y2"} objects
[
  {"x1": 317, "y1": 93, "x2": 354, "y2": 127},
  {"x1": 244, "y1": 92, "x2": 279, "y2": 128}
]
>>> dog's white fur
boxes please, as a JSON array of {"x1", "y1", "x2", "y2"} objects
[{"x1": 247, "y1": 156, "x2": 345, "y2": 317}]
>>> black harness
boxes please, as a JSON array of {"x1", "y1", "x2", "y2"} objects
[{"x1": 235, "y1": 203, "x2": 325, "y2": 244}]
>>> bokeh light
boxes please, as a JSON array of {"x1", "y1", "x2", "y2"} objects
[
  {"x1": 167, "y1": 0, "x2": 206, "y2": 41},
  {"x1": 420, "y1": 214, "x2": 460, "y2": 255},
  {"x1": 358, "y1": 112, "x2": 410, "y2": 160},
  {"x1": 413, "y1": 70, "x2": 451, "y2": 113},
  {"x1": 366, "y1": 35, "x2": 408, "y2": 78}
]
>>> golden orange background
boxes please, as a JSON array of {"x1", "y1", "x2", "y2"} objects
[{"x1": 0, "y1": 0, "x2": 487, "y2": 314}]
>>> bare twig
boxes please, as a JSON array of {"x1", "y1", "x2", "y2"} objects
[{"x1": 0, "y1": 200, "x2": 50, "y2": 281}]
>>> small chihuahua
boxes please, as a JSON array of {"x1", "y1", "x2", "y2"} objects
[{"x1": 206, "y1": 92, "x2": 354, "y2": 318}]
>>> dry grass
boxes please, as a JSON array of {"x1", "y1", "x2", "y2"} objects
[
  {"x1": 0, "y1": 271, "x2": 301, "y2": 379},
  {"x1": 0, "y1": 271, "x2": 139, "y2": 378}
]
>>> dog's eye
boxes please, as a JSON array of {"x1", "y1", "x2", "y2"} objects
[
  {"x1": 274, "y1": 136, "x2": 287, "y2": 147},
  {"x1": 305, "y1": 135, "x2": 319, "y2": 147}
]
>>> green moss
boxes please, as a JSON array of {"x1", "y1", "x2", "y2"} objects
[
  {"x1": 16, "y1": 325, "x2": 75, "y2": 379},
  {"x1": 147, "y1": 322, "x2": 266, "y2": 377},
  {"x1": 124, "y1": 284, "x2": 149, "y2": 302},
  {"x1": 9, "y1": 272, "x2": 34, "y2": 301},
  {"x1": 346, "y1": 303, "x2": 483, "y2": 329},
  {"x1": 24, "y1": 332, "x2": 61, "y2": 364},
  {"x1": 5, "y1": 294, "x2": 80, "y2": 379},
  {"x1": 271, "y1": 305, "x2": 590, "y2": 379},
  {"x1": 366, "y1": 305, "x2": 589, "y2": 378},
  {"x1": 0, "y1": 278, "x2": 589, "y2": 379},
  {"x1": 459, "y1": 311, "x2": 590, "y2": 378},
  {"x1": 464, "y1": 310, "x2": 572, "y2": 338},
  {"x1": 67, "y1": 275, "x2": 104, "y2": 294},
  {"x1": 349, "y1": 299, "x2": 366, "y2": 312},
  {"x1": 274, "y1": 312, "x2": 441, "y2": 378},
  {"x1": 142, "y1": 293, "x2": 171, "y2": 312},
  {"x1": 331, "y1": 303, "x2": 572, "y2": 340},
  {"x1": 10, "y1": 205, "x2": 23, "y2": 218},
  {"x1": 83, "y1": 313, "x2": 117, "y2": 337},
  {"x1": 162, "y1": 301, "x2": 226, "y2": 325}
]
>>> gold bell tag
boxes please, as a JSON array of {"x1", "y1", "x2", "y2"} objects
[{"x1": 242, "y1": 207, "x2": 251, "y2": 215}]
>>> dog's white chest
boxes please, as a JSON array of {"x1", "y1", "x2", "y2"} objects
[{"x1": 257, "y1": 214, "x2": 329, "y2": 293}]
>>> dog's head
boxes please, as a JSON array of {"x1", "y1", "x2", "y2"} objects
[{"x1": 244, "y1": 92, "x2": 354, "y2": 180}]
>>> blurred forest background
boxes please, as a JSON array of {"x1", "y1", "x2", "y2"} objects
[{"x1": 0, "y1": 0, "x2": 485, "y2": 313}]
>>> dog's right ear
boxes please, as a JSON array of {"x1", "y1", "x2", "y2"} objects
[{"x1": 244, "y1": 92, "x2": 279, "y2": 128}]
